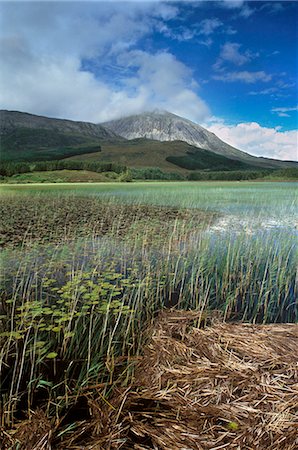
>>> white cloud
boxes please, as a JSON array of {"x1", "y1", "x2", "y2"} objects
[
  {"x1": 198, "y1": 38, "x2": 213, "y2": 47},
  {"x1": 213, "y1": 70, "x2": 272, "y2": 83},
  {"x1": 213, "y1": 42, "x2": 258, "y2": 71},
  {"x1": 0, "y1": 44, "x2": 210, "y2": 123},
  {"x1": 219, "y1": 1, "x2": 255, "y2": 18},
  {"x1": 238, "y1": 4, "x2": 255, "y2": 18},
  {"x1": 221, "y1": 42, "x2": 254, "y2": 65},
  {"x1": 271, "y1": 106, "x2": 298, "y2": 117},
  {"x1": 248, "y1": 80, "x2": 296, "y2": 98},
  {"x1": 0, "y1": 2, "x2": 178, "y2": 60},
  {"x1": 199, "y1": 18, "x2": 222, "y2": 36},
  {"x1": 226, "y1": 26, "x2": 237, "y2": 35},
  {"x1": 117, "y1": 50, "x2": 210, "y2": 121},
  {"x1": 156, "y1": 23, "x2": 197, "y2": 42},
  {"x1": 0, "y1": 1, "x2": 209, "y2": 123},
  {"x1": 206, "y1": 121, "x2": 298, "y2": 161},
  {"x1": 220, "y1": 1, "x2": 245, "y2": 8},
  {"x1": 249, "y1": 87, "x2": 278, "y2": 96},
  {"x1": 157, "y1": 17, "x2": 223, "y2": 42}
]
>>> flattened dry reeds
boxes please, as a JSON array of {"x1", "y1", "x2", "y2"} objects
[
  {"x1": 89, "y1": 310, "x2": 298, "y2": 450},
  {"x1": 0, "y1": 409, "x2": 51, "y2": 450},
  {"x1": 2, "y1": 311, "x2": 298, "y2": 449}
]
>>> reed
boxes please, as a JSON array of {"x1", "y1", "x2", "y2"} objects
[{"x1": 0, "y1": 182, "x2": 297, "y2": 436}]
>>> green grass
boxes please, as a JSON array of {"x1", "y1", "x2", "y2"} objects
[{"x1": 0, "y1": 182, "x2": 296, "y2": 431}]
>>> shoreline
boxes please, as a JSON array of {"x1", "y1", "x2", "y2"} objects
[{"x1": 1, "y1": 178, "x2": 298, "y2": 187}]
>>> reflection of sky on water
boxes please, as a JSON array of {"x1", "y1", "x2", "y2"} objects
[
  {"x1": 208, "y1": 214, "x2": 297, "y2": 236},
  {"x1": 94, "y1": 182, "x2": 297, "y2": 238},
  {"x1": 2, "y1": 182, "x2": 297, "y2": 276}
]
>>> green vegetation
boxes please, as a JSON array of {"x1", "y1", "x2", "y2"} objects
[
  {"x1": 131, "y1": 167, "x2": 185, "y2": 180},
  {"x1": 264, "y1": 167, "x2": 298, "y2": 180},
  {"x1": 166, "y1": 148, "x2": 257, "y2": 171},
  {"x1": 0, "y1": 182, "x2": 296, "y2": 441},
  {"x1": 0, "y1": 170, "x2": 120, "y2": 184},
  {"x1": 188, "y1": 168, "x2": 298, "y2": 181},
  {"x1": 65, "y1": 138, "x2": 203, "y2": 173},
  {"x1": 0, "y1": 128, "x2": 104, "y2": 161},
  {"x1": 0, "y1": 160, "x2": 126, "y2": 177},
  {"x1": 0, "y1": 194, "x2": 206, "y2": 247},
  {"x1": 188, "y1": 169, "x2": 271, "y2": 180},
  {"x1": 1, "y1": 161, "x2": 297, "y2": 183}
]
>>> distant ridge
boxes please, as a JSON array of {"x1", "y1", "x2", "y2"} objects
[
  {"x1": 0, "y1": 110, "x2": 120, "y2": 140},
  {"x1": 0, "y1": 110, "x2": 124, "y2": 162}
]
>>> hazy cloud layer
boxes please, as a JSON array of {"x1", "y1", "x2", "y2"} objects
[
  {"x1": 213, "y1": 70, "x2": 272, "y2": 83},
  {"x1": 271, "y1": 106, "x2": 298, "y2": 118}
]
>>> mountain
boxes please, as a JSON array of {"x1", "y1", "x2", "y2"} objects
[
  {"x1": 102, "y1": 110, "x2": 296, "y2": 169},
  {"x1": 0, "y1": 110, "x2": 296, "y2": 171},
  {"x1": 0, "y1": 110, "x2": 123, "y2": 161}
]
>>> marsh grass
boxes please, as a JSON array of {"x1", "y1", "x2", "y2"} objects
[
  {"x1": 0, "y1": 184, "x2": 297, "y2": 438},
  {"x1": 0, "y1": 193, "x2": 212, "y2": 248}
]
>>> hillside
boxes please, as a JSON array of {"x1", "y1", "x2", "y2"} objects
[
  {"x1": 66, "y1": 138, "x2": 259, "y2": 173},
  {"x1": 0, "y1": 110, "x2": 119, "y2": 139},
  {"x1": 0, "y1": 110, "x2": 123, "y2": 161},
  {"x1": 102, "y1": 110, "x2": 296, "y2": 169}
]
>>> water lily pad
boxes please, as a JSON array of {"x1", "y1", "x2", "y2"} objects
[{"x1": 46, "y1": 352, "x2": 58, "y2": 359}]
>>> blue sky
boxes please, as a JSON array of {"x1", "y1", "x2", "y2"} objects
[{"x1": 0, "y1": 1, "x2": 297, "y2": 160}]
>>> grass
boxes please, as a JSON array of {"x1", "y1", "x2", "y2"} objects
[{"x1": 0, "y1": 182, "x2": 297, "y2": 445}]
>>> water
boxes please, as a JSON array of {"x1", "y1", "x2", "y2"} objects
[
  {"x1": 1, "y1": 181, "x2": 297, "y2": 322},
  {"x1": 2, "y1": 181, "x2": 296, "y2": 234}
]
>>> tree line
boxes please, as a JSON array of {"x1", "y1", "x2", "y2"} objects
[
  {"x1": 0, "y1": 160, "x2": 126, "y2": 177},
  {"x1": 1, "y1": 160, "x2": 297, "y2": 181}
]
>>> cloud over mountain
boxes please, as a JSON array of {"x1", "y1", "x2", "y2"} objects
[
  {"x1": 0, "y1": 0, "x2": 296, "y2": 160},
  {"x1": 0, "y1": 1, "x2": 208, "y2": 123}
]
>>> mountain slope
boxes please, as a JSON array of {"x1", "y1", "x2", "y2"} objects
[
  {"x1": 0, "y1": 110, "x2": 119, "y2": 140},
  {"x1": 0, "y1": 110, "x2": 124, "y2": 161},
  {"x1": 102, "y1": 111, "x2": 296, "y2": 169},
  {"x1": 66, "y1": 138, "x2": 260, "y2": 173}
]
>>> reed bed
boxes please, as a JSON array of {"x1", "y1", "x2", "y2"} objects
[
  {"x1": 94, "y1": 311, "x2": 298, "y2": 450},
  {"x1": 0, "y1": 184, "x2": 297, "y2": 448},
  {"x1": 1, "y1": 310, "x2": 297, "y2": 449}
]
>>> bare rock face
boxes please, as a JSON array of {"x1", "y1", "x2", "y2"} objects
[{"x1": 102, "y1": 110, "x2": 248, "y2": 160}]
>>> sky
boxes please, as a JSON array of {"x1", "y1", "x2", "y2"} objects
[{"x1": 0, "y1": 1, "x2": 297, "y2": 160}]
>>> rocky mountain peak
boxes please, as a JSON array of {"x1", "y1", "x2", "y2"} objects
[{"x1": 101, "y1": 110, "x2": 248, "y2": 160}]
